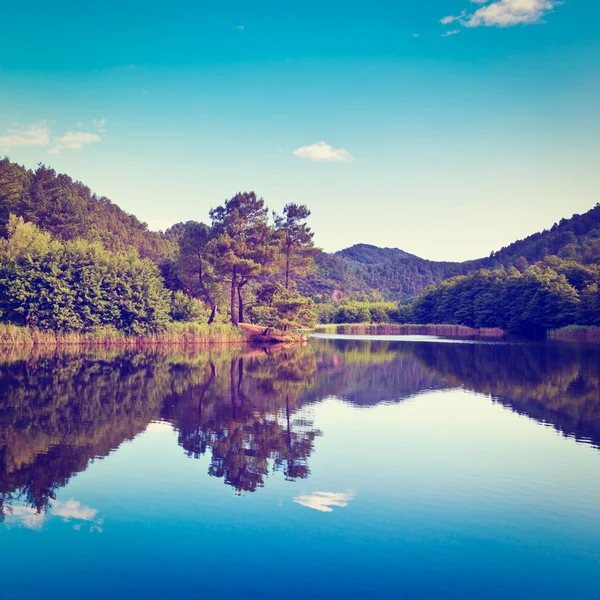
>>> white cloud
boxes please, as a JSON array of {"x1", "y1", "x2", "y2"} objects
[
  {"x1": 442, "y1": 29, "x2": 461, "y2": 37},
  {"x1": 234, "y1": 25, "x2": 245, "y2": 30},
  {"x1": 292, "y1": 141, "x2": 353, "y2": 163},
  {"x1": 413, "y1": 33, "x2": 420, "y2": 38},
  {"x1": 92, "y1": 118, "x2": 107, "y2": 129},
  {"x1": 294, "y1": 491, "x2": 354, "y2": 513},
  {"x1": 442, "y1": 0, "x2": 561, "y2": 29},
  {"x1": 51, "y1": 500, "x2": 98, "y2": 522},
  {"x1": 440, "y1": 13, "x2": 464, "y2": 25},
  {"x1": 0, "y1": 124, "x2": 50, "y2": 147},
  {"x1": 49, "y1": 131, "x2": 101, "y2": 154}
]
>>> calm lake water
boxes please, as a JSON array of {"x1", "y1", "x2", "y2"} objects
[{"x1": 1, "y1": 335, "x2": 600, "y2": 599}]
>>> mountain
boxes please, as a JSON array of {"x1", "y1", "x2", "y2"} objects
[
  {"x1": 0, "y1": 158, "x2": 176, "y2": 262},
  {"x1": 302, "y1": 205, "x2": 600, "y2": 302}
]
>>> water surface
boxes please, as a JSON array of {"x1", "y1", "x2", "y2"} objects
[{"x1": 1, "y1": 336, "x2": 599, "y2": 599}]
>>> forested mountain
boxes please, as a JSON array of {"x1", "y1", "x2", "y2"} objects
[
  {"x1": 0, "y1": 158, "x2": 175, "y2": 262},
  {"x1": 303, "y1": 204, "x2": 600, "y2": 301},
  {"x1": 1, "y1": 157, "x2": 598, "y2": 312},
  {"x1": 306, "y1": 245, "x2": 470, "y2": 302},
  {"x1": 483, "y1": 206, "x2": 600, "y2": 267}
]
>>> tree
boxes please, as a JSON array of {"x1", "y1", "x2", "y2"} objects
[
  {"x1": 209, "y1": 192, "x2": 278, "y2": 324},
  {"x1": 274, "y1": 203, "x2": 315, "y2": 290},
  {"x1": 250, "y1": 285, "x2": 317, "y2": 331},
  {"x1": 174, "y1": 221, "x2": 219, "y2": 323}
]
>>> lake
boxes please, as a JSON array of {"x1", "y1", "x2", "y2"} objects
[{"x1": 1, "y1": 335, "x2": 599, "y2": 599}]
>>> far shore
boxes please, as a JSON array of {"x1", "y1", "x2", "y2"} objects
[{"x1": 314, "y1": 323, "x2": 506, "y2": 337}]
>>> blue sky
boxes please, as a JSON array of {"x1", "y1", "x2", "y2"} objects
[{"x1": 1, "y1": 0, "x2": 599, "y2": 260}]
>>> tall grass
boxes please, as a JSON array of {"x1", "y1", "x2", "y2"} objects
[
  {"x1": 0, "y1": 322, "x2": 248, "y2": 348},
  {"x1": 549, "y1": 325, "x2": 600, "y2": 340},
  {"x1": 313, "y1": 323, "x2": 505, "y2": 337}
]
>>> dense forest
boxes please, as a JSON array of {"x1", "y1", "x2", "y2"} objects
[
  {"x1": 0, "y1": 158, "x2": 175, "y2": 262},
  {"x1": 0, "y1": 157, "x2": 598, "y2": 337},
  {"x1": 412, "y1": 258, "x2": 600, "y2": 335},
  {"x1": 0, "y1": 159, "x2": 318, "y2": 335}
]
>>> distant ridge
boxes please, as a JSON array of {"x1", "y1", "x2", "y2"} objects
[{"x1": 303, "y1": 203, "x2": 600, "y2": 301}]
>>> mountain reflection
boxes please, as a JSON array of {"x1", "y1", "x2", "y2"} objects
[{"x1": 1, "y1": 337, "x2": 599, "y2": 521}]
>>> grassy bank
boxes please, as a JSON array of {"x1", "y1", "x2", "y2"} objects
[
  {"x1": 0, "y1": 322, "x2": 248, "y2": 348},
  {"x1": 313, "y1": 323, "x2": 506, "y2": 337},
  {"x1": 549, "y1": 325, "x2": 600, "y2": 340}
]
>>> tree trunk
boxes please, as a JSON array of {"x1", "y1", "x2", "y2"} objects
[
  {"x1": 237, "y1": 280, "x2": 247, "y2": 323},
  {"x1": 198, "y1": 264, "x2": 217, "y2": 324},
  {"x1": 230, "y1": 267, "x2": 238, "y2": 325},
  {"x1": 208, "y1": 305, "x2": 217, "y2": 324}
]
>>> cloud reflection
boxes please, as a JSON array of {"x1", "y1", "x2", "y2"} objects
[
  {"x1": 4, "y1": 506, "x2": 46, "y2": 530},
  {"x1": 3, "y1": 500, "x2": 101, "y2": 531},
  {"x1": 294, "y1": 491, "x2": 354, "y2": 513},
  {"x1": 52, "y1": 500, "x2": 98, "y2": 522}
]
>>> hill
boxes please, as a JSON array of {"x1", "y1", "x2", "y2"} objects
[
  {"x1": 302, "y1": 205, "x2": 600, "y2": 301},
  {"x1": 0, "y1": 158, "x2": 175, "y2": 262},
  {"x1": 1, "y1": 157, "x2": 598, "y2": 303}
]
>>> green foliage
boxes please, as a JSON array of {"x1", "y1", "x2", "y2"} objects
[
  {"x1": 170, "y1": 291, "x2": 208, "y2": 322},
  {"x1": 2, "y1": 157, "x2": 599, "y2": 336},
  {"x1": 273, "y1": 203, "x2": 316, "y2": 289},
  {"x1": 314, "y1": 299, "x2": 409, "y2": 325},
  {"x1": 165, "y1": 220, "x2": 221, "y2": 321},
  {"x1": 209, "y1": 192, "x2": 279, "y2": 323},
  {"x1": 0, "y1": 216, "x2": 172, "y2": 334},
  {"x1": 0, "y1": 158, "x2": 176, "y2": 262},
  {"x1": 412, "y1": 264, "x2": 583, "y2": 335},
  {"x1": 250, "y1": 286, "x2": 317, "y2": 330}
]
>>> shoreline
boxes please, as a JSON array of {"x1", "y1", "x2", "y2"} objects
[
  {"x1": 2, "y1": 322, "x2": 599, "y2": 349},
  {"x1": 314, "y1": 323, "x2": 506, "y2": 338},
  {"x1": 548, "y1": 326, "x2": 600, "y2": 340}
]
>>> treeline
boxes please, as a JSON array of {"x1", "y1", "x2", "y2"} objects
[
  {"x1": 315, "y1": 300, "x2": 412, "y2": 324},
  {"x1": 1, "y1": 157, "x2": 599, "y2": 337},
  {"x1": 0, "y1": 186, "x2": 319, "y2": 334},
  {"x1": 0, "y1": 158, "x2": 175, "y2": 261},
  {"x1": 316, "y1": 244, "x2": 469, "y2": 302},
  {"x1": 483, "y1": 204, "x2": 600, "y2": 267},
  {"x1": 412, "y1": 258, "x2": 600, "y2": 335}
]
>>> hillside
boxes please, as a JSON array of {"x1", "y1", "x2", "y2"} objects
[
  {"x1": 0, "y1": 158, "x2": 175, "y2": 262},
  {"x1": 1, "y1": 157, "x2": 598, "y2": 303},
  {"x1": 302, "y1": 205, "x2": 600, "y2": 301}
]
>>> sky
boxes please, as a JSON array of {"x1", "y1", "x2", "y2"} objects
[{"x1": 1, "y1": 0, "x2": 599, "y2": 261}]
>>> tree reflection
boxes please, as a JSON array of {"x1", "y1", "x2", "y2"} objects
[
  {"x1": 1, "y1": 337, "x2": 599, "y2": 519},
  {"x1": 161, "y1": 346, "x2": 320, "y2": 493}
]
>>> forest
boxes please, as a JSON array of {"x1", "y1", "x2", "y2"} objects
[{"x1": 0, "y1": 157, "x2": 599, "y2": 338}]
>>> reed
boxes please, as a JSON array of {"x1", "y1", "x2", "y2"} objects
[
  {"x1": 549, "y1": 325, "x2": 600, "y2": 340},
  {"x1": 0, "y1": 322, "x2": 248, "y2": 348},
  {"x1": 313, "y1": 323, "x2": 505, "y2": 337}
]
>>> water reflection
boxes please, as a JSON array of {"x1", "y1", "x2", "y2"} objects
[{"x1": 1, "y1": 337, "x2": 599, "y2": 522}]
